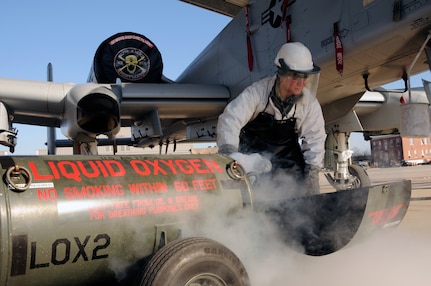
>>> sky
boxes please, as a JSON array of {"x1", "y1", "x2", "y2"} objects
[{"x1": 0, "y1": 0, "x2": 429, "y2": 155}]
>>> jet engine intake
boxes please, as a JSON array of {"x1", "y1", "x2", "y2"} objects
[
  {"x1": 61, "y1": 83, "x2": 121, "y2": 142},
  {"x1": 76, "y1": 93, "x2": 119, "y2": 133}
]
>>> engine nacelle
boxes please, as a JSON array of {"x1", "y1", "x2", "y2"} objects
[
  {"x1": 0, "y1": 102, "x2": 17, "y2": 152},
  {"x1": 88, "y1": 32, "x2": 163, "y2": 83},
  {"x1": 60, "y1": 83, "x2": 121, "y2": 142}
]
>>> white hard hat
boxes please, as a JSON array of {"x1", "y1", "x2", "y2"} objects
[{"x1": 274, "y1": 42, "x2": 320, "y2": 74}]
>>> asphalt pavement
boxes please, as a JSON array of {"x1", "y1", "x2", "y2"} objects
[{"x1": 249, "y1": 165, "x2": 431, "y2": 285}]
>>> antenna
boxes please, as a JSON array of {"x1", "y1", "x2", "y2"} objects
[{"x1": 46, "y1": 63, "x2": 56, "y2": 155}]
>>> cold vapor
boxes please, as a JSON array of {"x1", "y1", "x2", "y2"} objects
[
  {"x1": 186, "y1": 172, "x2": 431, "y2": 286},
  {"x1": 103, "y1": 163, "x2": 430, "y2": 286}
]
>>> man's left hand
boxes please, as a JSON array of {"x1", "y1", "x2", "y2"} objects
[{"x1": 303, "y1": 164, "x2": 320, "y2": 195}]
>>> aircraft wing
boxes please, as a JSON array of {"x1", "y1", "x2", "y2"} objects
[
  {"x1": 0, "y1": 78, "x2": 229, "y2": 146},
  {"x1": 177, "y1": 0, "x2": 431, "y2": 120},
  {"x1": 180, "y1": 0, "x2": 246, "y2": 17},
  {"x1": 0, "y1": 32, "x2": 232, "y2": 150}
]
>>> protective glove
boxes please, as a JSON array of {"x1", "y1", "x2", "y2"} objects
[
  {"x1": 229, "y1": 152, "x2": 272, "y2": 174},
  {"x1": 302, "y1": 164, "x2": 320, "y2": 195}
]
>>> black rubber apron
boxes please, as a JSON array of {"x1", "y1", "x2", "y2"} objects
[{"x1": 239, "y1": 97, "x2": 305, "y2": 174}]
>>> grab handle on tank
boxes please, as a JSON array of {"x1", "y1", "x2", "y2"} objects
[
  {"x1": 226, "y1": 160, "x2": 246, "y2": 180},
  {"x1": 5, "y1": 165, "x2": 32, "y2": 192}
]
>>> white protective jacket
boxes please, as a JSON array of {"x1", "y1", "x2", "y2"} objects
[{"x1": 217, "y1": 75, "x2": 326, "y2": 167}]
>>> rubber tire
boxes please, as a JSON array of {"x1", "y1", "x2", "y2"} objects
[
  {"x1": 137, "y1": 237, "x2": 250, "y2": 286},
  {"x1": 92, "y1": 32, "x2": 163, "y2": 83},
  {"x1": 348, "y1": 164, "x2": 371, "y2": 188}
]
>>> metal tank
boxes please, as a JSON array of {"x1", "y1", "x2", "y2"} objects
[
  {"x1": 0, "y1": 153, "x2": 413, "y2": 285},
  {"x1": 0, "y1": 154, "x2": 252, "y2": 286}
]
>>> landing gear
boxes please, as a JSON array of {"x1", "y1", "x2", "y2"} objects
[
  {"x1": 347, "y1": 164, "x2": 370, "y2": 188},
  {"x1": 325, "y1": 164, "x2": 371, "y2": 191},
  {"x1": 324, "y1": 130, "x2": 371, "y2": 191}
]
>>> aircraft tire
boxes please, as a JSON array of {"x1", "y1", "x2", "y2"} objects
[
  {"x1": 348, "y1": 164, "x2": 371, "y2": 188},
  {"x1": 137, "y1": 237, "x2": 250, "y2": 286}
]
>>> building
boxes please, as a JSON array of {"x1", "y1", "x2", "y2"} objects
[{"x1": 370, "y1": 135, "x2": 431, "y2": 167}]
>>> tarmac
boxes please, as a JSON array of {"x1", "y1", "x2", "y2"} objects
[
  {"x1": 250, "y1": 165, "x2": 431, "y2": 285},
  {"x1": 318, "y1": 165, "x2": 431, "y2": 285}
]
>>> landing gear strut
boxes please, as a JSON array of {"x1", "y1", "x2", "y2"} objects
[{"x1": 324, "y1": 131, "x2": 371, "y2": 191}]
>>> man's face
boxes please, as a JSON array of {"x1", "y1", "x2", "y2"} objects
[{"x1": 278, "y1": 74, "x2": 307, "y2": 97}]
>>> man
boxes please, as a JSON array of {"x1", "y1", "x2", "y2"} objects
[{"x1": 217, "y1": 42, "x2": 326, "y2": 196}]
